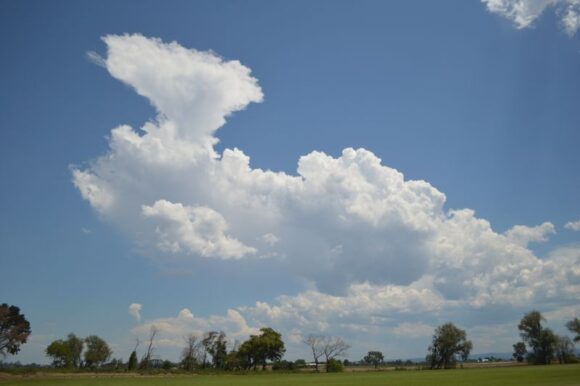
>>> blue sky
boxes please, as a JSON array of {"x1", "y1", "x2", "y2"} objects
[{"x1": 1, "y1": 0, "x2": 579, "y2": 364}]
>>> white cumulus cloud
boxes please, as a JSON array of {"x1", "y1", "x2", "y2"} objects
[
  {"x1": 481, "y1": 0, "x2": 580, "y2": 36},
  {"x1": 564, "y1": 220, "x2": 580, "y2": 231},
  {"x1": 482, "y1": 0, "x2": 580, "y2": 35},
  {"x1": 75, "y1": 35, "x2": 579, "y2": 355}
]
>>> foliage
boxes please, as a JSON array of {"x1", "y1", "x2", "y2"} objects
[
  {"x1": 66, "y1": 334, "x2": 84, "y2": 368},
  {"x1": 566, "y1": 318, "x2": 580, "y2": 342},
  {"x1": 554, "y1": 335, "x2": 576, "y2": 364},
  {"x1": 0, "y1": 304, "x2": 31, "y2": 357},
  {"x1": 326, "y1": 358, "x2": 344, "y2": 372},
  {"x1": 294, "y1": 359, "x2": 307, "y2": 368},
  {"x1": 272, "y1": 359, "x2": 296, "y2": 371},
  {"x1": 237, "y1": 327, "x2": 285, "y2": 370},
  {"x1": 427, "y1": 323, "x2": 472, "y2": 369},
  {"x1": 127, "y1": 351, "x2": 138, "y2": 371},
  {"x1": 202, "y1": 331, "x2": 227, "y2": 369},
  {"x1": 45, "y1": 334, "x2": 84, "y2": 368},
  {"x1": 512, "y1": 342, "x2": 527, "y2": 362},
  {"x1": 45, "y1": 340, "x2": 73, "y2": 368},
  {"x1": 518, "y1": 311, "x2": 557, "y2": 365},
  {"x1": 363, "y1": 351, "x2": 384, "y2": 368},
  {"x1": 84, "y1": 335, "x2": 112, "y2": 368}
]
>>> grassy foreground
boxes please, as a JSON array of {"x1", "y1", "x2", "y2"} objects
[{"x1": 1, "y1": 365, "x2": 579, "y2": 386}]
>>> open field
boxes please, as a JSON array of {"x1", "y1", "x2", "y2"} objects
[{"x1": 1, "y1": 365, "x2": 579, "y2": 386}]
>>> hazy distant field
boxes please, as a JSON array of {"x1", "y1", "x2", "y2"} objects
[{"x1": 1, "y1": 365, "x2": 580, "y2": 386}]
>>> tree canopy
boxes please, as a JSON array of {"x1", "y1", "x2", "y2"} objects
[
  {"x1": 518, "y1": 310, "x2": 557, "y2": 364},
  {"x1": 84, "y1": 335, "x2": 112, "y2": 367},
  {"x1": 363, "y1": 351, "x2": 384, "y2": 368},
  {"x1": 427, "y1": 323, "x2": 472, "y2": 369},
  {"x1": 0, "y1": 304, "x2": 31, "y2": 357}
]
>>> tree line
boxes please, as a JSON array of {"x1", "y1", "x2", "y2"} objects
[{"x1": 1, "y1": 303, "x2": 579, "y2": 371}]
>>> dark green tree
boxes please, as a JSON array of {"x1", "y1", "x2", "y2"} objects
[
  {"x1": 127, "y1": 351, "x2": 138, "y2": 371},
  {"x1": 237, "y1": 327, "x2": 286, "y2": 370},
  {"x1": 363, "y1": 351, "x2": 384, "y2": 369},
  {"x1": 518, "y1": 311, "x2": 557, "y2": 364},
  {"x1": 66, "y1": 333, "x2": 84, "y2": 368},
  {"x1": 427, "y1": 323, "x2": 472, "y2": 369},
  {"x1": 84, "y1": 335, "x2": 112, "y2": 367},
  {"x1": 46, "y1": 339, "x2": 73, "y2": 367},
  {"x1": 0, "y1": 304, "x2": 31, "y2": 357},
  {"x1": 566, "y1": 318, "x2": 580, "y2": 342},
  {"x1": 202, "y1": 331, "x2": 228, "y2": 369},
  {"x1": 512, "y1": 342, "x2": 527, "y2": 362},
  {"x1": 325, "y1": 358, "x2": 344, "y2": 372}
]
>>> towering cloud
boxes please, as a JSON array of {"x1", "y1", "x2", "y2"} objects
[{"x1": 75, "y1": 36, "x2": 578, "y2": 351}]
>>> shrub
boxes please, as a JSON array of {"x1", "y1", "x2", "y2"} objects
[{"x1": 326, "y1": 358, "x2": 344, "y2": 372}]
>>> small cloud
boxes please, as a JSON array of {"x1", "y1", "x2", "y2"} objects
[
  {"x1": 564, "y1": 220, "x2": 580, "y2": 231},
  {"x1": 482, "y1": 0, "x2": 580, "y2": 35},
  {"x1": 129, "y1": 303, "x2": 142, "y2": 323},
  {"x1": 81, "y1": 227, "x2": 92, "y2": 234},
  {"x1": 261, "y1": 233, "x2": 280, "y2": 246},
  {"x1": 86, "y1": 51, "x2": 106, "y2": 68}
]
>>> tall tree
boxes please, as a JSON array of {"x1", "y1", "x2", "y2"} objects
[
  {"x1": 303, "y1": 335, "x2": 324, "y2": 371},
  {"x1": 140, "y1": 325, "x2": 158, "y2": 369},
  {"x1": 518, "y1": 311, "x2": 556, "y2": 364},
  {"x1": 0, "y1": 304, "x2": 31, "y2": 357},
  {"x1": 321, "y1": 336, "x2": 350, "y2": 371},
  {"x1": 256, "y1": 327, "x2": 285, "y2": 369},
  {"x1": 427, "y1": 323, "x2": 472, "y2": 369},
  {"x1": 363, "y1": 351, "x2": 384, "y2": 369},
  {"x1": 181, "y1": 334, "x2": 203, "y2": 371},
  {"x1": 566, "y1": 318, "x2": 580, "y2": 342},
  {"x1": 202, "y1": 331, "x2": 228, "y2": 369},
  {"x1": 84, "y1": 335, "x2": 112, "y2": 367},
  {"x1": 66, "y1": 333, "x2": 84, "y2": 368},
  {"x1": 237, "y1": 327, "x2": 285, "y2": 370}
]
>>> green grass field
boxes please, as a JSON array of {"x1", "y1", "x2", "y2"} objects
[{"x1": 1, "y1": 365, "x2": 579, "y2": 386}]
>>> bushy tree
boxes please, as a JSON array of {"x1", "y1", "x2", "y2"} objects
[
  {"x1": 46, "y1": 339, "x2": 73, "y2": 367},
  {"x1": 45, "y1": 334, "x2": 84, "y2": 368},
  {"x1": 237, "y1": 327, "x2": 285, "y2": 370},
  {"x1": 518, "y1": 311, "x2": 557, "y2": 364},
  {"x1": 84, "y1": 335, "x2": 112, "y2": 367},
  {"x1": 326, "y1": 358, "x2": 344, "y2": 372},
  {"x1": 0, "y1": 304, "x2": 31, "y2": 357},
  {"x1": 512, "y1": 342, "x2": 527, "y2": 362},
  {"x1": 363, "y1": 351, "x2": 384, "y2": 368},
  {"x1": 427, "y1": 323, "x2": 472, "y2": 369}
]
